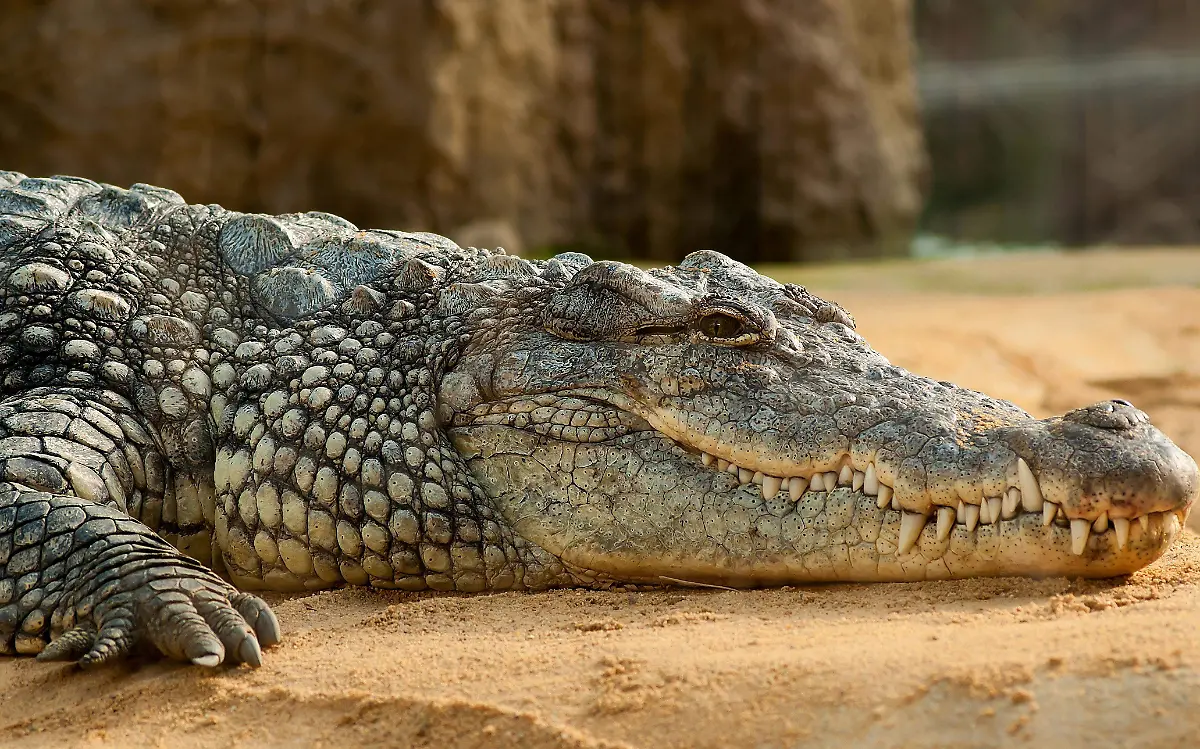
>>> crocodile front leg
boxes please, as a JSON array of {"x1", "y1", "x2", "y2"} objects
[
  {"x1": 1, "y1": 487, "x2": 277, "y2": 666},
  {"x1": 0, "y1": 389, "x2": 277, "y2": 666}
]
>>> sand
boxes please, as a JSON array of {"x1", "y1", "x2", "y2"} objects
[{"x1": 3, "y1": 250, "x2": 1200, "y2": 748}]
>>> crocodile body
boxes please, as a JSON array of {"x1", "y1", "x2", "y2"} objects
[{"x1": 0, "y1": 173, "x2": 1195, "y2": 668}]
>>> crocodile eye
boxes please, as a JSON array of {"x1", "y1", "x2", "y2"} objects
[{"x1": 696, "y1": 312, "x2": 745, "y2": 340}]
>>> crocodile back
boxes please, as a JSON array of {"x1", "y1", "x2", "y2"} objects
[{"x1": 0, "y1": 173, "x2": 194, "y2": 397}]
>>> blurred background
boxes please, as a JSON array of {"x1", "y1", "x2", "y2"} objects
[
  {"x1": 5, "y1": 0, "x2": 1200, "y2": 263},
  {"x1": 919, "y1": 0, "x2": 1200, "y2": 251},
  {"x1": 4, "y1": 0, "x2": 921, "y2": 263},
  {"x1": 2, "y1": 1, "x2": 1199, "y2": 492}
]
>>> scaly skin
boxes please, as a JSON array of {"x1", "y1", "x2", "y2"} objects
[{"x1": 0, "y1": 173, "x2": 1195, "y2": 668}]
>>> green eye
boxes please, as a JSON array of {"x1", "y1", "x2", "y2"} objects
[{"x1": 697, "y1": 312, "x2": 745, "y2": 340}]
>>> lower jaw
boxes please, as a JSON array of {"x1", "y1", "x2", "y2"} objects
[{"x1": 561, "y1": 489, "x2": 1185, "y2": 586}]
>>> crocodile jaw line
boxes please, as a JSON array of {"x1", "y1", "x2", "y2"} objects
[
  {"x1": 631, "y1": 403, "x2": 1190, "y2": 559},
  {"x1": 453, "y1": 390, "x2": 1193, "y2": 578}
]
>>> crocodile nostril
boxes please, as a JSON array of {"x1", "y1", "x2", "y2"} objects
[{"x1": 1064, "y1": 399, "x2": 1148, "y2": 430}]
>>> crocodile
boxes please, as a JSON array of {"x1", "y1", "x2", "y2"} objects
[{"x1": 0, "y1": 173, "x2": 1194, "y2": 669}]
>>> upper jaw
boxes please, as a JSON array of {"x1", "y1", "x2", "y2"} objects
[
  {"x1": 632, "y1": 393, "x2": 1197, "y2": 554},
  {"x1": 452, "y1": 380, "x2": 1199, "y2": 528}
]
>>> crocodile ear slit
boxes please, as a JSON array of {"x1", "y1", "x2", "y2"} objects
[{"x1": 219, "y1": 214, "x2": 296, "y2": 275}]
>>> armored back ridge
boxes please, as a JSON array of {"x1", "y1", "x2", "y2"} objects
[{"x1": 0, "y1": 173, "x2": 1194, "y2": 668}]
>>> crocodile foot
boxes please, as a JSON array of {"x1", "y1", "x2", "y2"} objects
[{"x1": 36, "y1": 559, "x2": 280, "y2": 669}]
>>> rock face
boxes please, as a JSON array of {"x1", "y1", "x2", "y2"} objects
[
  {"x1": 0, "y1": 0, "x2": 925, "y2": 262},
  {"x1": 563, "y1": 0, "x2": 927, "y2": 262}
]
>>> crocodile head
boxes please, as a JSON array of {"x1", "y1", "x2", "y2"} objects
[{"x1": 442, "y1": 251, "x2": 1198, "y2": 585}]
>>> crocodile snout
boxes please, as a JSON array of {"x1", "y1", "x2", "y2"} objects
[
  {"x1": 1063, "y1": 399, "x2": 1152, "y2": 431},
  {"x1": 989, "y1": 398, "x2": 1197, "y2": 557}
]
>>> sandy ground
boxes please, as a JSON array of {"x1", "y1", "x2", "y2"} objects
[{"x1": 4, "y1": 250, "x2": 1200, "y2": 748}]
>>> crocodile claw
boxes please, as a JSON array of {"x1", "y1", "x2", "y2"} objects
[{"x1": 38, "y1": 568, "x2": 280, "y2": 669}]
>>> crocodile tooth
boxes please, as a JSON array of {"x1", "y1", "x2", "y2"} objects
[
  {"x1": 838, "y1": 465, "x2": 853, "y2": 486},
  {"x1": 987, "y1": 497, "x2": 1002, "y2": 524},
  {"x1": 1002, "y1": 487, "x2": 1020, "y2": 519},
  {"x1": 877, "y1": 484, "x2": 893, "y2": 509},
  {"x1": 963, "y1": 503, "x2": 980, "y2": 531},
  {"x1": 1071, "y1": 518, "x2": 1091, "y2": 555},
  {"x1": 1020, "y1": 483, "x2": 1042, "y2": 512},
  {"x1": 891, "y1": 495, "x2": 901, "y2": 511},
  {"x1": 936, "y1": 506, "x2": 955, "y2": 541},
  {"x1": 752, "y1": 471, "x2": 765, "y2": 486},
  {"x1": 1165, "y1": 512, "x2": 1181, "y2": 535},
  {"x1": 789, "y1": 476, "x2": 809, "y2": 501},
  {"x1": 726, "y1": 461, "x2": 740, "y2": 475},
  {"x1": 738, "y1": 467, "x2": 754, "y2": 484},
  {"x1": 1042, "y1": 501, "x2": 1057, "y2": 526},
  {"x1": 1113, "y1": 517, "x2": 1130, "y2": 550},
  {"x1": 809, "y1": 473, "x2": 824, "y2": 492},
  {"x1": 852, "y1": 470, "x2": 865, "y2": 492},
  {"x1": 824, "y1": 472, "x2": 839, "y2": 490},
  {"x1": 1092, "y1": 511, "x2": 1109, "y2": 533},
  {"x1": 717, "y1": 458, "x2": 730, "y2": 472},
  {"x1": 978, "y1": 497, "x2": 992, "y2": 524},
  {"x1": 864, "y1": 463, "x2": 879, "y2": 495},
  {"x1": 898, "y1": 511, "x2": 926, "y2": 554},
  {"x1": 762, "y1": 475, "x2": 783, "y2": 500},
  {"x1": 1017, "y1": 457, "x2": 1045, "y2": 511},
  {"x1": 956, "y1": 501, "x2": 966, "y2": 523},
  {"x1": 1138, "y1": 515, "x2": 1150, "y2": 532},
  {"x1": 702, "y1": 452, "x2": 715, "y2": 467}
]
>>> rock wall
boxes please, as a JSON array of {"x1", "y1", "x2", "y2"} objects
[{"x1": 0, "y1": 0, "x2": 925, "y2": 262}]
